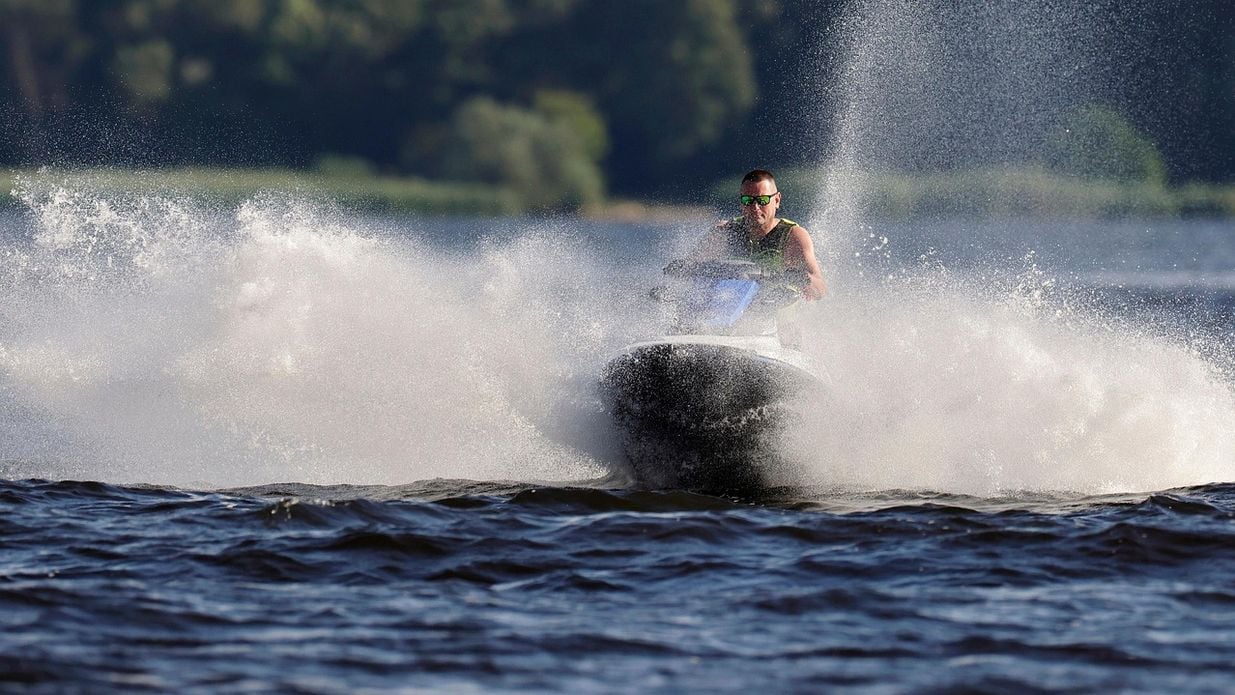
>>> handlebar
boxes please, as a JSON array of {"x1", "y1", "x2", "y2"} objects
[{"x1": 662, "y1": 258, "x2": 808, "y2": 287}]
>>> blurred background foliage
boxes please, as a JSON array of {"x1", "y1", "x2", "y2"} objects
[{"x1": 1, "y1": 0, "x2": 1234, "y2": 215}]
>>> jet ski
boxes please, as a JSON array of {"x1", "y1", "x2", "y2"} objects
[{"x1": 601, "y1": 259, "x2": 826, "y2": 495}]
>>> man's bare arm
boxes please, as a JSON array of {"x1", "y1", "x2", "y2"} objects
[{"x1": 786, "y1": 225, "x2": 827, "y2": 300}]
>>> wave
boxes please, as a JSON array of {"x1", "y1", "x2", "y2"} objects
[{"x1": 779, "y1": 267, "x2": 1235, "y2": 495}]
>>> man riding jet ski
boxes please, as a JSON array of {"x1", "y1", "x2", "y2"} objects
[
  {"x1": 602, "y1": 170, "x2": 828, "y2": 495},
  {"x1": 701, "y1": 169, "x2": 827, "y2": 302}
]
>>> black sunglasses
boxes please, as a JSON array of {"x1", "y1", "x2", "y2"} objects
[{"x1": 739, "y1": 193, "x2": 777, "y2": 206}]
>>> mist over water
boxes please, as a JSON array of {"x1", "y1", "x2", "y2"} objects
[
  {"x1": 776, "y1": 0, "x2": 1235, "y2": 495},
  {"x1": 0, "y1": 179, "x2": 668, "y2": 487},
  {"x1": 784, "y1": 279, "x2": 1235, "y2": 495},
  {"x1": 4, "y1": 176, "x2": 1234, "y2": 496},
  {"x1": 815, "y1": 0, "x2": 1145, "y2": 231},
  {"x1": 3, "y1": 2, "x2": 1234, "y2": 497}
]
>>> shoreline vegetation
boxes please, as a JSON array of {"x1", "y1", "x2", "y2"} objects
[
  {"x1": 726, "y1": 167, "x2": 1235, "y2": 220},
  {"x1": 5, "y1": 166, "x2": 1235, "y2": 220},
  {"x1": 6, "y1": 3, "x2": 1235, "y2": 220},
  {"x1": 0, "y1": 167, "x2": 708, "y2": 220}
]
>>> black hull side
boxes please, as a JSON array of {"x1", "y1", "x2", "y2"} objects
[{"x1": 601, "y1": 342, "x2": 810, "y2": 496}]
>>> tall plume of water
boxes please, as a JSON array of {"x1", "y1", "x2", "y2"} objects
[
  {"x1": 816, "y1": 0, "x2": 1128, "y2": 247},
  {"x1": 777, "y1": 0, "x2": 1235, "y2": 495}
]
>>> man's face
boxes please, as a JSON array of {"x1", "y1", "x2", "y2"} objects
[{"x1": 739, "y1": 179, "x2": 780, "y2": 228}]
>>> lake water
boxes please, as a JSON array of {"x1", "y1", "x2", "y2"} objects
[{"x1": 3, "y1": 185, "x2": 1235, "y2": 691}]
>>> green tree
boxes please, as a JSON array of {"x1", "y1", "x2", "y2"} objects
[
  {"x1": 1044, "y1": 105, "x2": 1168, "y2": 186},
  {"x1": 575, "y1": 0, "x2": 755, "y2": 176},
  {"x1": 533, "y1": 89, "x2": 608, "y2": 162},
  {"x1": 442, "y1": 95, "x2": 604, "y2": 210},
  {"x1": 112, "y1": 39, "x2": 174, "y2": 109},
  {"x1": 0, "y1": 0, "x2": 90, "y2": 117}
]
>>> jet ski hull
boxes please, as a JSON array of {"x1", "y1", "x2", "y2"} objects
[{"x1": 601, "y1": 337, "x2": 821, "y2": 495}]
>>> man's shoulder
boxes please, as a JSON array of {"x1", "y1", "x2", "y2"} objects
[{"x1": 781, "y1": 219, "x2": 813, "y2": 237}]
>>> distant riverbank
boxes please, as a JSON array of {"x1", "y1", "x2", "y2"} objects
[
  {"x1": 5, "y1": 166, "x2": 1235, "y2": 219},
  {"x1": 0, "y1": 167, "x2": 715, "y2": 220},
  {"x1": 762, "y1": 167, "x2": 1235, "y2": 220},
  {"x1": 1, "y1": 167, "x2": 523, "y2": 216}
]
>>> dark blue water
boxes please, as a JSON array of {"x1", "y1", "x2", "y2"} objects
[{"x1": 5, "y1": 478, "x2": 1235, "y2": 692}]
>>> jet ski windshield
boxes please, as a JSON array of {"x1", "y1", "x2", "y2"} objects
[
  {"x1": 656, "y1": 258, "x2": 803, "y2": 336},
  {"x1": 663, "y1": 258, "x2": 762, "y2": 281}
]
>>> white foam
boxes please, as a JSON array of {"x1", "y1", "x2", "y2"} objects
[
  {"x1": 1, "y1": 184, "x2": 648, "y2": 487},
  {"x1": 767, "y1": 0, "x2": 1235, "y2": 495},
  {"x1": 781, "y1": 272, "x2": 1235, "y2": 495},
  {"x1": 4, "y1": 180, "x2": 1234, "y2": 494}
]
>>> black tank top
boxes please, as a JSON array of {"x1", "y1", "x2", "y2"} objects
[{"x1": 725, "y1": 218, "x2": 798, "y2": 272}]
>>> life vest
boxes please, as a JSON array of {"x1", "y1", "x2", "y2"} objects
[{"x1": 725, "y1": 217, "x2": 798, "y2": 274}]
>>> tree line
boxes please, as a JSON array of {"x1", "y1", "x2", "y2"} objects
[{"x1": 2, "y1": 0, "x2": 1232, "y2": 211}]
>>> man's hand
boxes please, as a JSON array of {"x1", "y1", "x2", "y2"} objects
[
  {"x1": 803, "y1": 273, "x2": 826, "y2": 300},
  {"x1": 787, "y1": 225, "x2": 827, "y2": 301}
]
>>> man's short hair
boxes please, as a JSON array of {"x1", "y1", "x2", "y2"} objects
[{"x1": 741, "y1": 169, "x2": 776, "y2": 186}]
